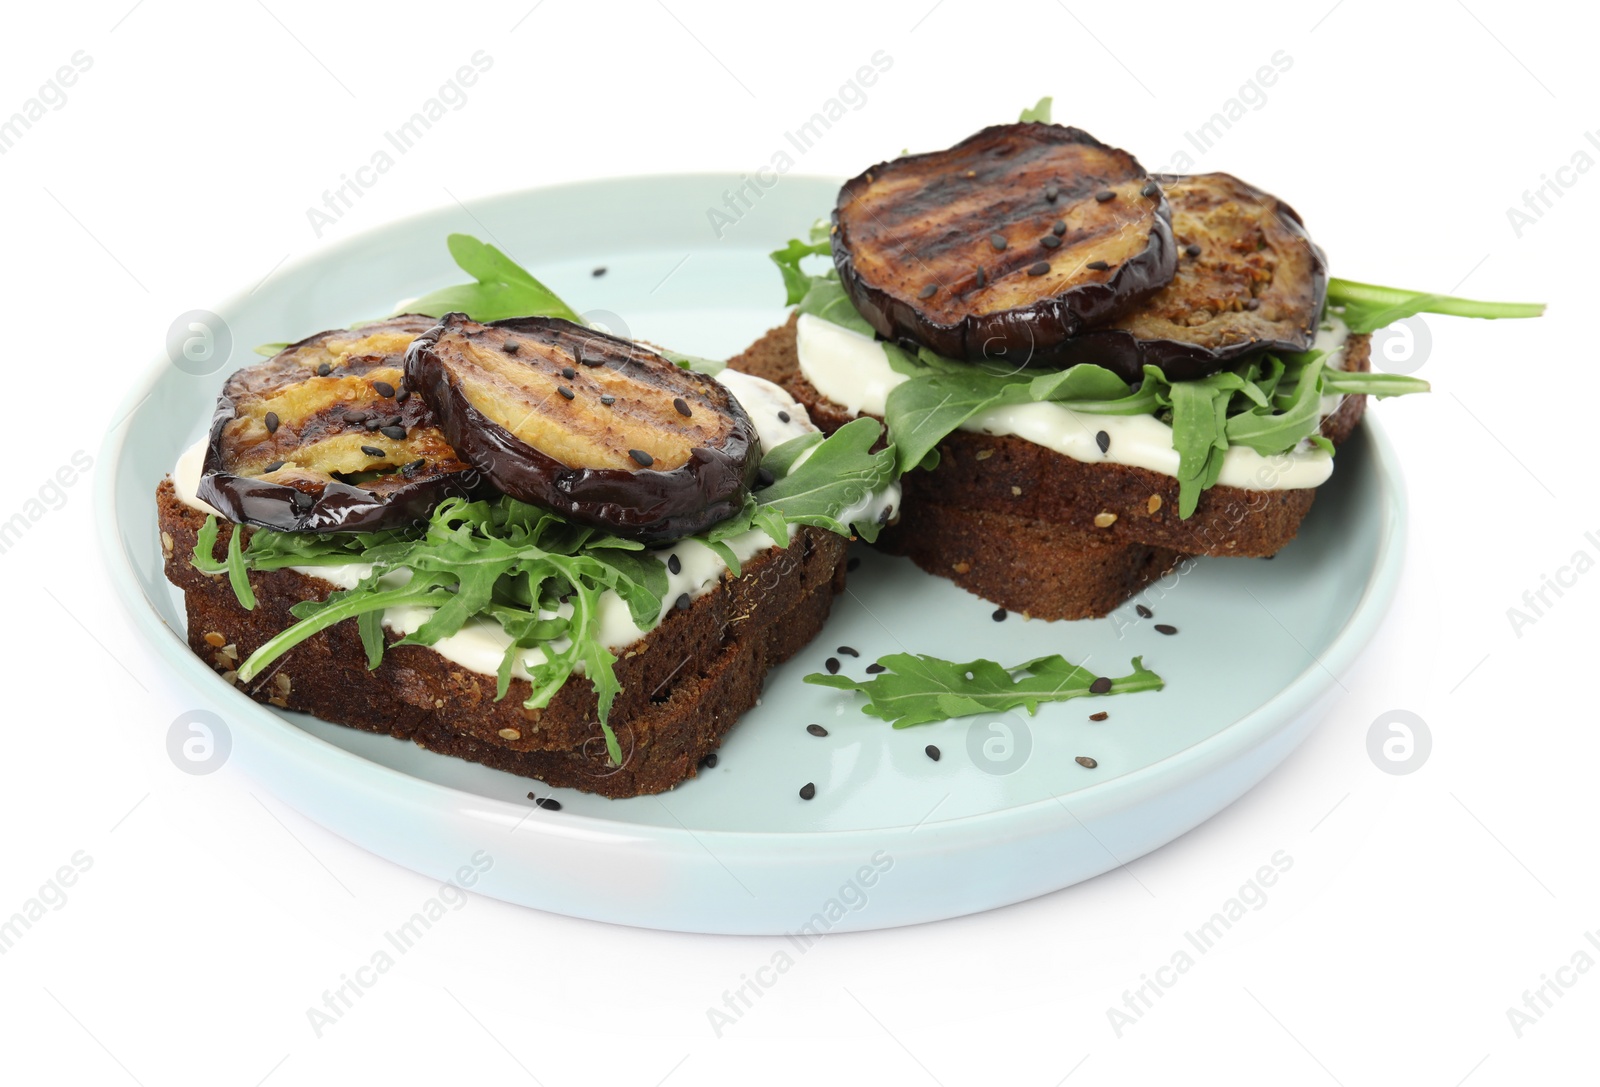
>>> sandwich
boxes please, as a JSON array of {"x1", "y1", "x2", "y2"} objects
[
  {"x1": 159, "y1": 236, "x2": 899, "y2": 798},
  {"x1": 733, "y1": 101, "x2": 1543, "y2": 620}
]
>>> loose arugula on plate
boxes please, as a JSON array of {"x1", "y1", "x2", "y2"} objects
[{"x1": 807, "y1": 653, "x2": 1164, "y2": 729}]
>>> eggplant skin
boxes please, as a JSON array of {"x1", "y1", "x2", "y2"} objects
[
  {"x1": 1050, "y1": 173, "x2": 1329, "y2": 381},
  {"x1": 406, "y1": 314, "x2": 760, "y2": 542},
  {"x1": 197, "y1": 315, "x2": 483, "y2": 533},
  {"x1": 831, "y1": 123, "x2": 1176, "y2": 366}
]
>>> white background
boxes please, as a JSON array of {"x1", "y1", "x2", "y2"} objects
[{"x1": 3, "y1": 0, "x2": 1596, "y2": 1083}]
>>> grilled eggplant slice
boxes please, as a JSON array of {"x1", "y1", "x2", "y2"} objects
[
  {"x1": 831, "y1": 122, "x2": 1176, "y2": 365},
  {"x1": 197, "y1": 315, "x2": 481, "y2": 533},
  {"x1": 1050, "y1": 173, "x2": 1328, "y2": 380},
  {"x1": 406, "y1": 314, "x2": 760, "y2": 541}
]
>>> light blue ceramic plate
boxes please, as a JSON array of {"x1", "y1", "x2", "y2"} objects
[{"x1": 99, "y1": 176, "x2": 1405, "y2": 934}]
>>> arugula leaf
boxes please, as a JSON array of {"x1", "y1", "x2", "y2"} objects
[
  {"x1": 753, "y1": 418, "x2": 899, "y2": 543},
  {"x1": 808, "y1": 653, "x2": 1164, "y2": 729},
  {"x1": 1327, "y1": 277, "x2": 1545, "y2": 335},
  {"x1": 192, "y1": 515, "x2": 257, "y2": 611},
  {"x1": 655, "y1": 346, "x2": 726, "y2": 375},
  {"x1": 771, "y1": 235, "x2": 832, "y2": 306},
  {"x1": 768, "y1": 223, "x2": 877, "y2": 337},
  {"x1": 404, "y1": 234, "x2": 582, "y2": 324},
  {"x1": 1018, "y1": 96, "x2": 1053, "y2": 123}
]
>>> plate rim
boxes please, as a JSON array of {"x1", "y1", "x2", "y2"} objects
[{"x1": 97, "y1": 173, "x2": 1408, "y2": 848}]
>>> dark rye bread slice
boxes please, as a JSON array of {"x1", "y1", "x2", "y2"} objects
[
  {"x1": 730, "y1": 314, "x2": 1370, "y2": 557},
  {"x1": 158, "y1": 480, "x2": 847, "y2": 797}
]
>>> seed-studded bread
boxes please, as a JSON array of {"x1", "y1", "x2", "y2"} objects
[
  {"x1": 158, "y1": 480, "x2": 847, "y2": 798},
  {"x1": 728, "y1": 314, "x2": 1370, "y2": 618}
]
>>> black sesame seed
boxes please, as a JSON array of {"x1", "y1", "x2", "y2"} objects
[
  {"x1": 372, "y1": 380, "x2": 395, "y2": 398},
  {"x1": 579, "y1": 351, "x2": 604, "y2": 367},
  {"x1": 628, "y1": 448, "x2": 654, "y2": 467},
  {"x1": 504, "y1": 340, "x2": 520, "y2": 354},
  {"x1": 402, "y1": 458, "x2": 425, "y2": 474},
  {"x1": 1027, "y1": 261, "x2": 1050, "y2": 276},
  {"x1": 558, "y1": 386, "x2": 576, "y2": 400},
  {"x1": 925, "y1": 745, "x2": 941, "y2": 762},
  {"x1": 1086, "y1": 260, "x2": 1110, "y2": 271},
  {"x1": 534, "y1": 796, "x2": 562, "y2": 811},
  {"x1": 755, "y1": 466, "x2": 775, "y2": 489},
  {"x1": 1089, "y1": 676, "x2": 1113, "y2": 695},
  {"x1": 262, "y1": 460, "x2": 285, "y2": 473},
  {"x1": 600, "y1": 395, "x2": 616, "y2": 406},
  {"x1": 1155, "y1": 623, "x2": 1178, "y2": 635},
  {"x1": 592, "y1": 266, "x2": 607, "y2": 277},
  {"x1": 1041, "y1": 235, "x2": 1061, "y2": 249},
  {"x1": 561, "y1": 366, "x2": 576, "y2": 380},
  {"x1": 699, "y1": 752, "x2": 719, "y2": 769},
  {"x1": 865, "y1": 663, "x2": 886, "y2": 674},
  {"x1": 264, "y1": 411, "x2": 280, "y2": 435},
  {"x1": 799, "y1": 782, "x2": 816, "y2": 801},
  {"x1": 1136, "y1": 604, "x2": 1153, "y2": 619},
  {"x1": 975, "y1": 266, "x2": 987, "y2": 288},
  {"x1": 837, "y1": 646, "x2": 859, "y2": 658},
  {"x1": 1076, "y1": 756, "x2": 1099, "y2": 769},
  {"x1": 825, "y1": 657, "x2": 840, "y2": 674},
  {"x1": 361, "y1": 445, "x2": 385, "y2": 457},
  {"x1": 989, "y1": 233, "x2": 1008, "y2": 251},
  {"x1": 674, "y1": 592, "x2": 691, "y2": 611},
  {"x1": 667, "y1": 554, "x2": 682, "y2": 575},
  {"x1": 777, "y1": 410, "x2": 791, "y2": 423},
  {"x1": 919, "y1": 283, "x2": 938, "y2": 299},
  {"x1": 395, "y1": 389, "x2": 410, "y2": 403},
  {"x1": 1052, "y1": 220, "x2": 1067, "y2": 236},
  {"x1": 1089, "y1": 711, "x2": 1109, "y2": 722},
  {"x1": 992, "y1": 608, "x2": 1007, "y2": 622},
  {"x1": 807, "y1": 723, "x2": 828, "y2": 737},
  {"x1": 847, "y1": 557, "x2": 861, "y2": 572},
  {"x1": 1096, "y1": 430, "x2": 1110, "y2": 454},
  {"x1": 1185, "y1": 243, "x2": 1202, "y2": 258},
  {"x1": 1095, "y1": 190, "x2": 1116, "y2": 203},
  {"x1": 1045, "y1": 185, "x2": 1059, "y2": 202},
  {"x1": 1141, "y1": 181, "x2": 1160, "y2": 198},
  {"x1": 317, "y1": 362, "x2": 332, "y2": 376},
  {"x1": 364, "y1": 418, "x2": 380, "y2": 430},
  {"x1": 674, "y1": 397, "x2": 692, "y2": 417},
  {"x1": 381, "y1": 425, "x2": 407, "y2": 440},
  {"x1": 343, "y1": 411, "x2": 367, "y2": 425}
]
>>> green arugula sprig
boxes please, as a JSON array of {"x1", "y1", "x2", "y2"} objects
[
  {"x1": 769, "y1": 223, "x2": 1547, "y2": 517},
  {"x1": 254, "y1": 234, "x2": 583, "y2": 356},
  {"x1": 204, "y1": 422, "x2": 899, "y2": 764},
  {"x1": 807, "y1": 652, "x2": 1164, "y2": 729},
  {"x1": 1326, "y1": 277, "x2": 1545, "y2": 335}
]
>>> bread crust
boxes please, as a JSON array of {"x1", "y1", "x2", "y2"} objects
[
  {"x1": 158, "y1": 481, "x2": 846, "y2": 797},
  {"x1": 729, "y1": 314, "x2": 1369, "y2": 558},
  {"x1": 727, "y1": 314, "x2": 1368, "y2": 619}
]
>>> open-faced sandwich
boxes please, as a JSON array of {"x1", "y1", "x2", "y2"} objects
[
  {"x1": 159, "y1": 237, "x2": 899, "y2": 798},
  {"x1": 734, "y1": 100, "x2": 1543, "y2": 620}
]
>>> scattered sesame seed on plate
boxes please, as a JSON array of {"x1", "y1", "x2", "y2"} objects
[
  {"x1": 865, "y1": 663, "x2": 886, "y2": 674},
  {"x1": 925, "y1": 745, "x2": 941, "y2": 762},
  {"x1": 699, "y1": 753, "x2": 719, "y2": 769},
  {"x1": 1136, "y1": 604, "x2": 1153, "y2": 619},
  {"x1": 825, "y1": 657, "x2": 840, "y2": 674},
  {"x1": 1089, "y1": 711, "x2": 1109, "y2": 722},
  {"x1": 1075, "y1": 756, "x2": 1099, "y2": 769},
  {"x1": 992, "y1": 608, "x2": 1007, "y2": 622},
  {"x1": 799, "y1": 782, "x2": 816, "y2": 800},
  {"x1": 807, "y1": 723, "x2": 828, "y2": 737},
  {"x1": 1155, "y1": 623, "x2": 1178, "y2": 635},
  {"x1": 838, "y1": 646, "x2": 859, "y2": 657}
]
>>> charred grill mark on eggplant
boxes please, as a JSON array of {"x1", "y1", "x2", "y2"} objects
[
  {"x1": 197, "y1": 315, "x2": 481, "y2": 533},
  {"x1": 831, "y1": 122, "x2": 1176, "y2": 365},
  {"x1": 406, "y1": 314, "x2": 760, "y2": 542},
  {"x1": 1049, "y1": 172, "x2": 1329, "y2": 380}
]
